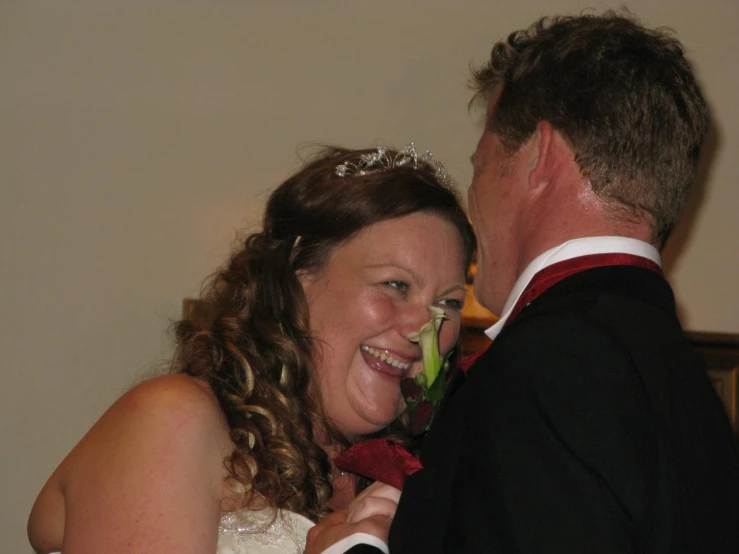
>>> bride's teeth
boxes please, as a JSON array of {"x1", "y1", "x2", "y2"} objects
[{"x1": 361, "y1": 345, "x2": 410, "y2": 370}]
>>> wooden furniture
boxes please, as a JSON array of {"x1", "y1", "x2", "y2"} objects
[{"x1": 687, "y1": 332, "x2": 739, "y2": 433}]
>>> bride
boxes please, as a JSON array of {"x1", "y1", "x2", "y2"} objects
[{"x1": 27, "y1": 144, "x2": 475, "y2": 554}]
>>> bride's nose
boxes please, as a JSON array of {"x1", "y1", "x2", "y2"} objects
[{"x1": 398, "y1": 303, "x2": 433, "y2": 341}]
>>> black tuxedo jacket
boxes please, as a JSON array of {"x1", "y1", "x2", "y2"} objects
[{"x1": 348, "y1": 266, "x2": 739, "y2": 553}]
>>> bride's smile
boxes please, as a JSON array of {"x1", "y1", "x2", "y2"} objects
[{"x1": 360, "y1": 345, "x2": 413, "y2": 379}]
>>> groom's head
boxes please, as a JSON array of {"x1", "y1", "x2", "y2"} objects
[{"x1": 469, "y1": 10, "x2": 708, "y2": 248}]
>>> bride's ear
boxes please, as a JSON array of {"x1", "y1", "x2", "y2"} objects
[
  {"x1": 295, "y1": 268, "x2": 311, "y2": 285},
  {"x1": 295, "y1": 268, "x2": 320, "y2": 299}
]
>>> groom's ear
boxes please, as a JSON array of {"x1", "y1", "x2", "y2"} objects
[{"x1": 527, "y1": 121, "x2": 555, "y2": 191}]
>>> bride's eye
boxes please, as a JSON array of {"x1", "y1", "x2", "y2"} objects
[
  {"x1": 438, "y1": 298, "x2": 464, "y2": 311},
  {"x1": 383, "y1": 280, "x2": 409, "y2": 293}
]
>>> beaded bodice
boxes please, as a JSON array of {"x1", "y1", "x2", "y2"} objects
[{"x1": 216, "y1": 507, "x2": 315, "y2": 554}]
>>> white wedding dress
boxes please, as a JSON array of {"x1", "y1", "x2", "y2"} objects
[
  {"x1": 216, "y1": 506, "x2": 315, "y2": 553},
  {"x1": 50, "y1": 507, "x2": 315, "y2": 554}
]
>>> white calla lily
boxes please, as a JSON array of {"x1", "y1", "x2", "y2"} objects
[{"x1": 407, "y1": 306, "x2": 448, "y2": 389}]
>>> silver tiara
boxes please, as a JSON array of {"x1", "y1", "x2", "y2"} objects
[{"x1": 334, "y1": 143, "x2": 454, "y2": 188}]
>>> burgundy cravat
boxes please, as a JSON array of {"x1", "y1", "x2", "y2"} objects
[{"x1": 505, "y1": 252, "x2": 663, "y2": 327}]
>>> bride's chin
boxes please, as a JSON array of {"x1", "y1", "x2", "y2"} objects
[
  {"x1": 367, "y1": 407, "x2": 404, "y2": 429},
  {"x1": 347, "y1": 413, "x2": 400, "y2": 438}
]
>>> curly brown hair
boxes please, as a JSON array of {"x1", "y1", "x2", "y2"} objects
[
  {"x1": 470, "y1": 10, "x2": 708, "y2": 247},
  {"x1": 172, "y1": 146, "x2": 475, "y2": 521}
]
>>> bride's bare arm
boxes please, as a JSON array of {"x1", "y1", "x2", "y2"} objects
[{"x1": 28, "y1": 374, "x2": 234, "y2": 554}]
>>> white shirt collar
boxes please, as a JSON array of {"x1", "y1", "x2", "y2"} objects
[{"x1": 484, "y1": 236, "x2": 661, "y2": 340}]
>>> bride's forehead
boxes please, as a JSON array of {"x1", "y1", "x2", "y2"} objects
[
  {"x1": 337, "y1": 221, "x2": 455, "y2": 260},
  {"x1": 351, "y1": 213, "x2": 458, "y2": 244},
  {"x1": 326, "y1": 217, "x2": 465, "y2": 276}
]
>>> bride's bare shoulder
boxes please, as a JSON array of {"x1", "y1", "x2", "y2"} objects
[
  {"x1": 110, "y1": 373, "x2": 226, "y2": 423},
  {"x1": 63, "y1": 373, "x2": 230, "y2": 474},
  {"x1": 67, "y1": 373, "x2": 231, "y2": 453},
  {"x1": 28, "y1": 374, "x2": 232, "y2": 553}
]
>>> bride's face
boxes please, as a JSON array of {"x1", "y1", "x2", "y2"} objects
[{"x1": 300, "y1": 212, "x2": 466, "y2": 439}]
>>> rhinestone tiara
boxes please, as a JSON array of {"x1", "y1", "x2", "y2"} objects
[{"x1": 334, "y1": 143, "x2": 454, "y2": 188}]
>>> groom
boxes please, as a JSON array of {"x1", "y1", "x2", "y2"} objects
[{"x1": 310, "y1": 10, "x2": 739, "y2": 553}]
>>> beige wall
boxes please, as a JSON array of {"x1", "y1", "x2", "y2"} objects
[{"x1": 2, "y1": 1, "x2": 737, "y2": 552}]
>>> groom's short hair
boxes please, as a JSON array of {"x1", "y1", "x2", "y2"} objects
[{"x1": 470, "y1": 10, "x2": 708, "y2": 246}]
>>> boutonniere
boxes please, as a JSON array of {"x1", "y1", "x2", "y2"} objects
[{"x1": 401, "y1": 306, "x2": 452, "y2": 436}]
